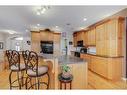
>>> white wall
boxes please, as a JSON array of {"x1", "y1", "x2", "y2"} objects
[
  {"x1": 6, "y1": 34, "x2": 31, "y2": 51},
  {"x1": 0, "y1": 32, "x2": 6, "y2": 62},
  {"x1": 60, "y1": 31, "x2": 75, "y2": 55}
]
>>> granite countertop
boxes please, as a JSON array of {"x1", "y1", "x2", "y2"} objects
[
  {"x1": 39, "y1": 54, "x2": 86, "y2": 64},
  {"x1": 80, "y1": 52, "x2": 124, "y2": 58}
]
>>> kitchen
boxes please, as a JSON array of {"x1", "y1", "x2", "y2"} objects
[{"x1": 0, "y1": 6, "x2": 126, "y2": 90}]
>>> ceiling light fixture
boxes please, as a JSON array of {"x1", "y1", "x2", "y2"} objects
[
  {"x1": 37, "y1": 24, "x2": 40, "y2": 26},
  {"x1": 83, "y1": 18, "x2": 87, "y2": 21},
  {"x1": 55, "y1": 26, "x2": 58, "y2": 28},
  {"x1": 26, "y1": 29, "x2": 28, "y2": 32},
  {"x1": 36, "y1": 6, "x2": 50, "y2": 15}
]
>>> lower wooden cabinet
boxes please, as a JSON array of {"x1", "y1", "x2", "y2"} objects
[
  {"x1": 80, "y1": 54, "x2": 91, "y2": 69},
  {"x1": 80, "y1": 54, "x2": 123, "y2": 80}
]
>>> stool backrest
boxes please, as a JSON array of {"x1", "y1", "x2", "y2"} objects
[
  {"x1": 6, "y1": 50, "x2": 13, "y2": 68},
  {"x1": 10, "y1": 50, "x2": 20, "y2": 70},
  {"x1": 27, "y1": 51, "x2": 38, "y2": 75},
  {"x1": 22, "y1": 50, "x2": 30, "y2": 65}
]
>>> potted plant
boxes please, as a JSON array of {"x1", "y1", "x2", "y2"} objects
[{"x1": 61, "y1": 64, "x2": 71, "y2": 79}]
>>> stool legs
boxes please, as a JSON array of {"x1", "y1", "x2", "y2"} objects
[
  {"x1": 47, "y1": 73, "x2": 50, "y2": 89},
  {"x1": 25, "y1": 72, "x2": 50, "y2": 89},
  {"x1": 17, "y1": 72, "x2": 21, "y2": 89},
  {"x1": 9, "y1": 71, "x2": 12, "y2": 89},
  {"x1": 9, "y1": 71, "x2": 24, "y2": 89}
]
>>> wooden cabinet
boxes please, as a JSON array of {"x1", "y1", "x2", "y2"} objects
[
  {"x1": 31, "y1": 30, "x2": 61, "y2": 54},
  {"x1": 80, "y1": 54, "x2": 91, "y2": 69},
  {"x1": 53, "y1": 33, "x2": 61, "y2": 55},
  {"x1": 87, "y1": 28, "x2": 96, "y2": 46},
  {"x1": 31, "y1": 32, "x2": 40, "y2": 53},
  {"x1": 81, "y1": 54, "x2": 123, "y2": 80},
  {"x1": 96, "y1": 18, "x2": 124, "y2": 57},
  {"x1": 40, "y1": 30, "x2": 53, "y2": 41},
  {"x1": 83, "y1": 31, "x2": 88, "y2": 46},
  {"x1": 91, "y1": 56, "x2": 108, "y2": 78}
]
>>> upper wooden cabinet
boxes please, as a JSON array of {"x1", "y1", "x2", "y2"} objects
[
  {"x1": 87, "y1": 28, "x2": 96, "y2": 46},
  {"x1": 31, "y1": 32, "x2": 40, "y2": 53},
  {"x1": 96, "y1": 18, "x2": 124, "y2": 57},
  {"x1": 76, "y1": 31, "x2": 84, "y2": 41},
  {"x1": 83, "y1": 31, "x2": 88, "y2": 46},
  {"x1": 53, "y1": 33, "x2": 61, "y2": 55},
  {"x1": 73, "y1": 31, "x2": 87, "y2": 46},
  {"x1": 31, "y1": 30, "x2": 61, "y2": 54},
  {"x1": 40, "y1": 30, "x2": 54, "y2": 41}
]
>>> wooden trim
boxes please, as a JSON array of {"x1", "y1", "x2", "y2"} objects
[
  {"x1": 31, "y1": 31, "x2": 40, "y2": 33},
  {"x1": 81, "y1": 53, "x2": 124, "y2": 58},
  {"x1": 126, "y1": 17, "x2": 127, "y2": 78},
  {"x1": 53, "y1": 32, "x2": 61, "y2": 34}
]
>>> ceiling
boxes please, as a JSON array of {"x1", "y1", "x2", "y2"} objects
[{"x1": 0, "y1": 6, "x2": 126, "y2": 36}]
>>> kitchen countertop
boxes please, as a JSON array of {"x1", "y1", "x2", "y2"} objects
[
  {"x1": 80, "y1": 52, "x2": 124, "y2": 58},
  {"x1": 39, "y1": 54, "x2": 87, "y2": 64}
]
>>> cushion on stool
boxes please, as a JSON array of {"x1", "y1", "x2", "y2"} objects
[
  {"x1": 10, "y1": 64, "x2": 26, "y2": 71},
  {"x1": 27, "y1": 66, "x2": 48, "y2": 77}
]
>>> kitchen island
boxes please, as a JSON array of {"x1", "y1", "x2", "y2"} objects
[{"x1": 39, "y1": 54, "x2": 88, "y2": 89}]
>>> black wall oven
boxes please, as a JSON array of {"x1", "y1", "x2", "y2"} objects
[
  {"x1": 40, "y1": 41, "x2": 53, "y2": 54},
  {"x1": 77, "y1": 40, "x2": 83, "y2": 47}
]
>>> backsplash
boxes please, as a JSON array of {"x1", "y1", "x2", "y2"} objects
[{"x1": 87, "y1": 46, "x2": 96, "y2": 54}]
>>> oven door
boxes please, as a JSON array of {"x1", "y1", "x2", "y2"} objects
[{"x1": 40, "y1": 41, "x2": 53, "y2": 54}]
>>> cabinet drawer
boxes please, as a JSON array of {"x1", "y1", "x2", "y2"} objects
[{"x1": 91, "y1": 56, "x2": 108, "y2": 78}]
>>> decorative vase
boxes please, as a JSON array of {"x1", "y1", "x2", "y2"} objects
[{"x1": 62, "y1": 71, "x2": 71, "y2": 79}]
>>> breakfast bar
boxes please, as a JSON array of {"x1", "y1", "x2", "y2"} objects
[{"x1": 39, "y1": 54, "x2": 88, "y2": 89}]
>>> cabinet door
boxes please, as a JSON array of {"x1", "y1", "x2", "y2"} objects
[
  {"x1": 53, "y1": 33, "x2": 61, "y2": 55},
  {"x1": 80, "y1": 54, "x2": 91, "y2": 69},
  {"x1": 40, "y1": 31, "x2": 53, "y2": 41},
  {"x1": 31, "y1": 32, "x2": 40, "y2": 53},
  {"x1": 91, "y1": 56, "x2": 108, "y2": 78},
  {"x1": 83, "y1": 32, "x2": 88, "y2": 46},
  {"x1": 87, "y1": 30, "x2": 91, "y2": 45},
  {"x1": 106, "y1": 20, "x2": 118, "y2": 40},
  {"x1": 91, "y1": 28, "x2": 96, "y2": 45},
  {"x1": 40, "y1": 31, "x2": 46, "y2": 41},
  {"x1": 96, "y1": 24, "x2": 105, "y2": 41}
]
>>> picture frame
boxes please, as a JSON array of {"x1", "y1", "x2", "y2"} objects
[{"x1": 0, "y1": 42, "x2": 3, "y2": 49}]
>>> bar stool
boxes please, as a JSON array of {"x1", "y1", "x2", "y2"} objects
[
  {"x1": 6, "y1": 50, "x2": 26, "y2": 89},
  {"x1": 25, "y1": 51, "x2": 50, "y2": 89}
]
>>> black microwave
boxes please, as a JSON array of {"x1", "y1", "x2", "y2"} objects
[{"x1": 77, "y1": 40, "x2": 83, "y2": 47}]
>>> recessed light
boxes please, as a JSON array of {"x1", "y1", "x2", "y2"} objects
[
  {"x1": 37, "y1": 24, "x2": 40, "y2": 26},
  {"x1": 55, "y1": 26, "x2": 58, "y2": 28},
  {"x1": 83, "y1": 18, "x2": 87, "y2": 21},
  {"x1": 37, "y1": 12, "x2": 41, "y2": 15}
]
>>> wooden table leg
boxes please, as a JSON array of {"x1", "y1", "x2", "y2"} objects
[
  {"x1": 70, "y1": 82, "x2": 72, "y2": 89},
  {"x1": 60, "y1": 82, "x2": 62, "y2": 89},
  {"x1": 65, "y1": 83, "x2": 66, "y2": 89}
]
